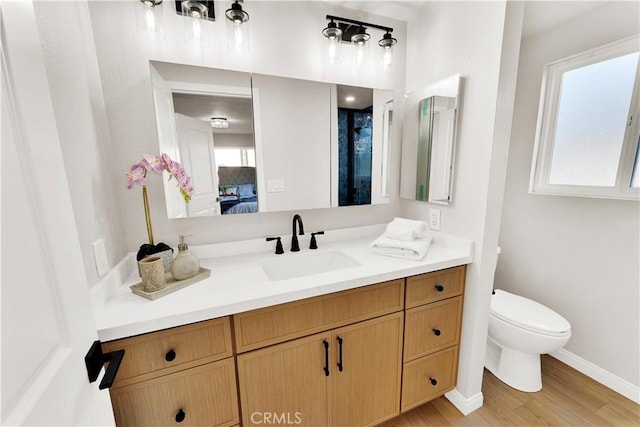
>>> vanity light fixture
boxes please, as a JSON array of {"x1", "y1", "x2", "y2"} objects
[
  {"x1": 379, "y1": 31, "x2": 397, "y2": 71},
  {"x1": 225, "y1": 0, "x2": 249, "y2": 24},
  {"x1": 322, "y1": 15, "x2": 397, "y2": 69},
  {"x1": 175, "y1": 0, "x2": 215, "y2": 21},
  {"x1": 135, "y1": 0, "x2": 165, "y2": 39},
  {"x1": 225, "y1": 0, "x2": 250, "y2": 53},
  {"x1": 322, "y1": 18, "x2": 342, "y2": 65},
  {"x1": 210, "y1": 117, "x2": 229, "y2": 128},
  {"x1": 176, "y1": 1, "x2": 215, "y2": 43}
]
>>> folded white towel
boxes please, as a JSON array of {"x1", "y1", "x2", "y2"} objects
[
  {"x1": 385, "y1": 217, "x2": 429, "y2": 241},
  {"x1": 370, "y1": 233, "x2": 432, "y2": 261}
]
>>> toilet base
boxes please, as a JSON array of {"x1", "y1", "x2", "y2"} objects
[{"x1": 485, "y1": 337, "x2": 542, "y2": 392}]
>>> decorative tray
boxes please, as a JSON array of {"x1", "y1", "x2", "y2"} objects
[{"x1": 130, "y1": 267, "x2": 211, "y2": 301}]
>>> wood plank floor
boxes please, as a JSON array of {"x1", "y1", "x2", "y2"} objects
[{"x1": 379, "y1": 355, "x2": 640, "y2": 426}]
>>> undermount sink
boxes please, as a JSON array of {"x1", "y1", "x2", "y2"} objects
[{"x1": 261, "y1": 250, "x2": 361, "y2": 281}]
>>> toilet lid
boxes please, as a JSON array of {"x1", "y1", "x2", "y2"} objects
[{"x1": 491, "y1": 289, "x2": 571, "y2": 336}]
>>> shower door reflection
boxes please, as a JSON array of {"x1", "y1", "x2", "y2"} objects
[{"x1": 338, "y1": 107, "x2": 373, "y2": 205}]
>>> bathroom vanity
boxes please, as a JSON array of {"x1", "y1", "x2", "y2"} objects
[{"x1": 91, "y1": 226, "x2": 473, "y2": 426}]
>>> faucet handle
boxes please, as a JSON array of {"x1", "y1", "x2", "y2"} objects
[
  {"x1": 266, "y1": 237, "x2": 284, "y2": 255},
  {"x1": 309, "y1": 231, "x2": 325, "y2": 250}
]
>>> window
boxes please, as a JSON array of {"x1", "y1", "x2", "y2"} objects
[
  {"x1": 214, "y1": 148, "x2": 255, "y2": 167},
  {"x1": 530, "y1": 37, "x2": 640, "y2": 200}
]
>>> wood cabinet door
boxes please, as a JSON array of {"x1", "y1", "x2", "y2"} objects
[
  {"x1": 331, "y1": 312, "x2": 404, "y2": 427},
  {"x1": 237, "y1": 332, "x2": 331, "y2": 427}
]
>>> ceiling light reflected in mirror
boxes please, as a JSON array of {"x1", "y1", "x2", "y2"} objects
[{"x1": 210, "y1": 117, "x2": 229, "y2": 128}]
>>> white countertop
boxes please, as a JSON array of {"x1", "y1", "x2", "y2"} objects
[{"x1": 91, "y1": 225, "x2": 474, "y2": 342}]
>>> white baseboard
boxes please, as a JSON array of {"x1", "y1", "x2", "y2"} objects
[
  {"x1": 550, "y1": 349, "x2": 640, "y2": 404},
  {"x1": 444, "y1": 389, "x2": 483, "y2": 415}
]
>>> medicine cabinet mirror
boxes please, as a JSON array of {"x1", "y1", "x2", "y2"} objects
[
  {"x1": 149, "y1": 61, "x2": 393, "y2": 218},
  {"x1": 400, "y1": 74, "x2": 462, "y2": 205}
]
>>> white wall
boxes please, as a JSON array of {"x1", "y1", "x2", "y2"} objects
[
  {"x1": 496, "y1": 1, "x2": 640, "y2": 391},
  {"x1": 85, "y1": 1, "x2": 407, "y2": 251},
  {"x1": 401, "y1": 1, "x2": 524, "y2": 410},
  {"x1": 33, "y1": 1, "x2": 127, "y2": 287}
]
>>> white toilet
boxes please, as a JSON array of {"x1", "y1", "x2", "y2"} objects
[{"x1": 485, "y1": 289, "x2": 571, "y2": 392}]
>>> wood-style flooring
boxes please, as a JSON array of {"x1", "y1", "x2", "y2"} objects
[{"x1": 379, "y1": 355, "x2": 640, "y2": 427}]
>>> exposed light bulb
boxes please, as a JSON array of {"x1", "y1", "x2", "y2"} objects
[
  {"x1": 383, "y1": 46, "x2": 393, "y2": 72},
  {"x1": 145, "y1": 7, "x2": 156, "y2": 33},
  {"x1": 327, "y1": 37, "x2": 340, "y2": 65},
  {"x1": 355, "y1": 43, "x2": 366, "y2": 66},
  {"x1": 233, "y1": 22, "x2": 244, "y2": 50}
]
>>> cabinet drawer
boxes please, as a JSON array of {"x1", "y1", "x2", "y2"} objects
[
  {"x1": 401, "y1": 346, "x2": 458, "y2": 412},
  {"x1": 234, "y1": 279, "x2": 404, "y2": 352},
  {"x1": 405, "y1": 266, "x2": 465, "y2": 308},
  {"x1": 103, "y1": 317, "x2": 233, "y2": 387},
  {"x1": 404, "y1": 297, "x2": 463, "y2": 361},
  {"x1": 110, "y1": 358, "x2": 239, "y2": 427}
]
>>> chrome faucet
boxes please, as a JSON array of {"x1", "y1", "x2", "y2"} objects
[{"x1": 291, "y1": 214, "x2": 305, "y2": 252}]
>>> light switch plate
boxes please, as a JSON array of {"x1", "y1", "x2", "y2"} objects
[
  {"x1": 267, "y1": 179, "x2": 285, "y2": 193},
  {"x1": 429, "y1": 209, "x2": 441, "y2": 231},
  {"x1": 92, "y1": 238, "x2": 109, "y2": 277}
]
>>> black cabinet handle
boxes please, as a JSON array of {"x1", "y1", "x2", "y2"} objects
[
  {"x1": 432, "y1": 328, "x2": 441, "y2": 336},
  {"x1": 435, "y1": 284, "x2": 444, "y2": 292},
  {"x1": 429, "y1": 377, "x2": 438, "y2": 386},
  {"x1": 175, "y1": 409, "x2": 186, "y2": 423},
  {"x1": 323, "y1": 340, "x2": 330, "y2": 377},
  {"x1": 337, "y1": 336, "x2": 344, "y2": 372},
  {"x1": 165, "y1": 349, "x2": 176, "y2": 362}
]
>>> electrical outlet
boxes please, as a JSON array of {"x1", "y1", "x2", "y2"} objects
[
  {"x1": 429, "y1": 209, "x2": 441, "y2": 231},
  {"x1": 92, "y1": 239, "x2": 109, "y2": 277}
]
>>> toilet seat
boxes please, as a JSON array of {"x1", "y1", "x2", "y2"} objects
[{"x1": 491, "y1": 289, "x2": 571, "y2": 337}]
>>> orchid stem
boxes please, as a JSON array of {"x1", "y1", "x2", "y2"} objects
[{"x1": 142, "y1": 185, "x2": 154, "y2": 245}]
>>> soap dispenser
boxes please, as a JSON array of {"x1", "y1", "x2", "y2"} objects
[{"x1": 170, "y1": 235, "x2": 200, "y2": 280}]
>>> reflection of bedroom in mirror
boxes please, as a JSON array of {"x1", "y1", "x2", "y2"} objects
[
  {"x1": 149, "y1": 61, "x2": 257, "y2": 218},
  {"x1": 172, "y1": 93, "x2": 258, "y2": 216}
]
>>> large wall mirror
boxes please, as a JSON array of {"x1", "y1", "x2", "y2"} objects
[
  {"x1": 400, "y1": 74, "x2": 462, "y2": 205},
  {"x1": 150, "y1": 61, "x2": 393, "y2": 218}
]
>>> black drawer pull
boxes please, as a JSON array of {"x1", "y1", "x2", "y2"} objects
[
  {"x1": 429, "y1": 377, "x2": 438, "y2": 386},
  {"x1": 175, "y1": 409, "x2": 186, "y2": 423},
  {"x1": 337, "y1": 336, "x2": 344, "y2": 372},
  {"x1": 435, "y1": 284, "x2": 444, "y2": 292},
  {"x1": 432, "y1": 328, "x2": 441, "y2": 336},
  {"x1": 323, "y1": 340, "x2": 330, "y2": 377},
  {"x1": 165, "y1": 349, "x2": 176, "y2": 362}
]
